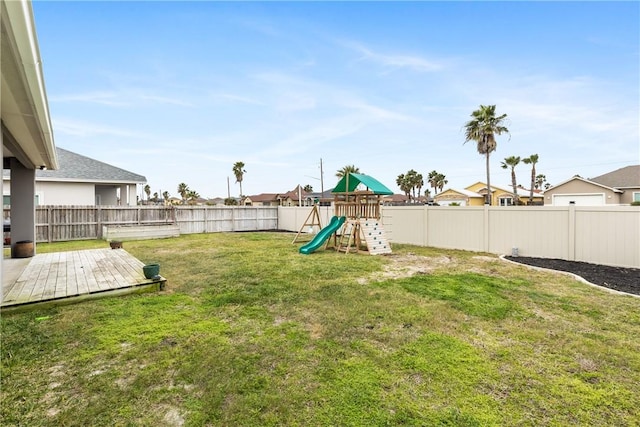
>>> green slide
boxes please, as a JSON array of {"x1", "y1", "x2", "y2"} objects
[{"x1": 299, "y1": 216, "x2": 346, "y2": 255}]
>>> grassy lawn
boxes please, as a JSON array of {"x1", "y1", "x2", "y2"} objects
[{"x1": 2, "y1": 232, "x2": 640, "y2": 426}]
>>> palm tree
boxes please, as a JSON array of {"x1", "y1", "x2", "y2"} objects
[
  {"x1": 143, "y1": 184, "x2": 151, "y2": 202},
  {"x1": 500, "y1": 155, "x2": 521, "y2": 205},
  {"x1": 186, "y1": 190, "x2": 200, "y2": 205},
  {"x1": 435, "y1": 173, "x2": 448, "y2": 194},
  {"x1": 232, "y1": 162, "x2": 246, "y2": 196},
  {"x1": 428, "y1": 170, "x2": 439, "y2": 195},
  {"x1": 464, "y1": 105, "x2": 509, "y2": 205},
  {"x1": 303, "y1": 184, "x2": 313, "y2": 193},
  {"x1": 535, "y1": 174, "x2": 547, "y2": 190},
  {"x1": 522, "y1": 154, "x2": 539, "y2": 205},
  {"x1": 177, "y1": 183, "x2": 189, "y2": 203},
  {"x1": 336, "y1": 165, "x2": 360, "y2": 178},
  {"x1": 416, "y1": 172, "x2": 424, "y2": 200},
  {"x1": 396, "y1": 173, "x2": 412, "y2": 202},
  {"x1": 162, "y1": 191, "x2": 170, "y2": 205}
]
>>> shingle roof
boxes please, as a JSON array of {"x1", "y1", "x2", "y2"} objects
[
  {"x1": 247, "y1": 193, "x2": 280, "y2": 202},
  {"x1": 34, "y1": 147, "x2": 146, "y2": 183},
  {"x1": 589, "y1": 165, "x2": 640, "y2": 189}
]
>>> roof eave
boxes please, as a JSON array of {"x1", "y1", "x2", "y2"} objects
[{"x1": 1, "y1": 0, "x2": 57, "y2": 170}]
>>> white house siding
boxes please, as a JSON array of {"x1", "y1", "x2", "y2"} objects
[{"x1": 35, "y1": 181, "x2": 95, "y2": 205}]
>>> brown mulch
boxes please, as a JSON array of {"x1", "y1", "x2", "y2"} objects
[{"x1": 504, "y1": 256, "x2": 640, "y2": 296}]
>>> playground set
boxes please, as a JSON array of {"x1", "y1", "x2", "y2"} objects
[{"x1": 295, "y1": 173, "x2": 393, "y2": 255}]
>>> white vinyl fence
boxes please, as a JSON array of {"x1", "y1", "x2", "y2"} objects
[{"x1": 280, "y1": 206, "x2": 640, "y2": 269}]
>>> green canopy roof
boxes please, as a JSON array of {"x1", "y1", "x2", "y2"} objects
[{"x1": 331, "y1": 173, "x2": 394, "y2": 195}]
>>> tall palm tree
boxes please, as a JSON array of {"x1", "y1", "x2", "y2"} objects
[
  {"x1": 522, "y1": 154, "x2": 540, "y2": 205},
  {"x1": 177, "y1": 183, "x2": 189, "y2": 203},
  {"x1": 232, "y1": 162, "x2": 246, "y2": 197},
  {"x1": 336, "y1": 165, "x2": 360, "y2": 178},
  {"x1": 463, "y1": 105, "x2": 509, "y2": 205},
  {"x1": 500, "y1": 155, "x2": 521, "y2": 205}
]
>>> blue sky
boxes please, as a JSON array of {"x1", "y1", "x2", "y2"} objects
[{"x1": 33, "y1": 1, "x2": 639, "y2": 199}]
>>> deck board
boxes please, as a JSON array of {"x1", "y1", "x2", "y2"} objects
[{"x1": 2, "y1": 249, "x2": 165, "y2": 310}]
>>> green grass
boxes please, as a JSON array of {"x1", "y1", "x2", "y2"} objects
[{"x1": 2, "y1": 233, "x2": 640, "y2": 426}]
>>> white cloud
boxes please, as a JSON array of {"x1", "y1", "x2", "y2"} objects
[
  {"x1": 342, "y1": 41, "x2": 444, "y2": 73},
  {"x1": 52, "y1": 117, "x2": 149, "y2": 139}
]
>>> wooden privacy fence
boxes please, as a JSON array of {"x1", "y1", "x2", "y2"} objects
[{"x1": 32, "y1": 206, "x2": 278, "y2": 242}]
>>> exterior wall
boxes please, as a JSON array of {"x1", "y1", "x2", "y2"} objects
[
  {"x1": 544, "y1": 180, "x2": 621, "y2": 205},
  {"x1": 434, "y1": 190, "x2": 471, "y2": 206},
  {"x1": 96, "y1": 185, "x2": 118, "y2": 205},
  {"x1": 5, "y1": 180, "x2": 139, "y2": 206},
  {"x1": 620, "y1": 187, "x2": 640, "y2": 205},
  {"x1": 35, "y1": 181, "x2": 95, "y2": 205}
]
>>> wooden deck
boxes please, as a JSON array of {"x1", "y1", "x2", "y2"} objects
[{"x1": 1, "y1": 249, "x2": 165, "y2": 311}]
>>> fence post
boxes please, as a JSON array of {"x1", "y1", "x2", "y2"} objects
[
  {"x1": 568, "y1": 204, "x2": 576, "y2": 261},
  {"x1": 483, "y1": 205, "x2": 490, "y2": 253},
  {"x1": 47, "y1": 206, "x2": 53, "y2": 243}
]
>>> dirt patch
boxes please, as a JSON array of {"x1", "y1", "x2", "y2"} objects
[
  {"x1": 358, "y1": 253, "x2": 452, "y2": 284},
  {"x1": 505, "y1": 256, "x2": 640, "y2": 296}
]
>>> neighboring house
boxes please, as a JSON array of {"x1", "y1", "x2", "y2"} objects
[
  {"x1": 543, "y1": 165, "x2": 640, "y2": 206},
  {"x1": 435, "y1": 182, "x2": 544, "y2": 206},
  {"x1": 278, "y1": 185, "x2": 312, "y2": 207},
  {"x1": 245, "y1": 185, "x2": 316, "y2": 207},
  {"x1": 382, "y1": 194, "x2": 410, "y2": 205},
  {"x1": 3, "y1": 147, "x2": 147, "y2": 206},
  {"x1": 305, "y1": 189, "x2": 334, "y2": 206},
  {"x1": 2, "y1": 0, "x2": 58, "y2": 256},
  {"x1": 243, "y1": 193, "x2": 280, "y2": 206}
]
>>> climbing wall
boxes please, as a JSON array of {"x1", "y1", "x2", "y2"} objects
[{"x1": 360, "y1": 219, "x2": 392, "y2": 255}]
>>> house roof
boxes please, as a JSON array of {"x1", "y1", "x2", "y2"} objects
[
  {"x1": 383, "y1": 194, "x2": 410, "y2": 202},
  {"x1": 332, "y1": 173, "x2": 394, "y2": 195},
  {"x1": 28, "y1": 147, "x2": 147, "y2": 184},
  {"x1": 438, "y1": 188, "x2": 482, "y2": 198},
  {"x1": 547, "y1": 175, "x2": 623, "y2": 194},
  {"x1": 247, "y1": 193, "x2": 280, "y2": 202},
  {"x1": 589, "y1": 165, "x2": 640, "y2": 189},
  {"x1": 466, "y1": 183, "x2": 542, "y2": 198}
]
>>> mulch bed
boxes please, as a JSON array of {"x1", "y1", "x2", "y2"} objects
[{"x1": 504, "y1": 256, "x2": 640, "y2": 296}]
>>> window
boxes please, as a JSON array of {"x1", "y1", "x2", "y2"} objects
[
  {"x1": 1, "y1": 195, "x2": 40, "y2": 206},
  {"x1": 634, "y1": 192, "x2": 640, "y2": 202},
  {"x1": 498, "y1": 196, "x2": 514, "y2": 206}
]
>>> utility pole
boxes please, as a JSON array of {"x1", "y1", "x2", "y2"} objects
[
  {"x1": 320, "y1": 158, "x2": 324, "y2": 195},
  {"x1": 227, "y1": 176, "x2": 230, "y2": 199}
]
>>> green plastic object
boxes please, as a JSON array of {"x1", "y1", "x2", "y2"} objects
[
  {"x1": 299, "y1": 216, "x2": 346, "y2": 255},
  {"x1": 331, "y1": 173, "x2": 393, "y2": 195}
]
